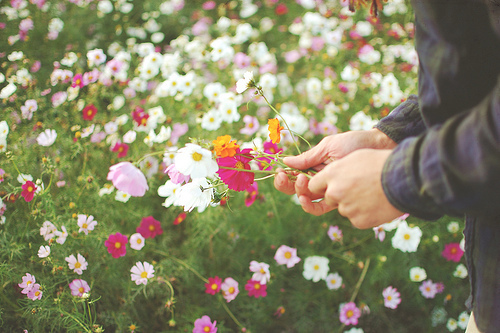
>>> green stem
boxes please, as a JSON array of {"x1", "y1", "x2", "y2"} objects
[
  {"x1": 219, "y1": 297, "x2": 245, "y2": 330},
  {"x1": 135, "y1": 151, "x2": 165, "y2": 166},
  {"x1": 154, "y1": 250, "x2": 208, "y2": 283},
  {"x1": 59, "y1": 309, "x2": 92, "y2": 333}
]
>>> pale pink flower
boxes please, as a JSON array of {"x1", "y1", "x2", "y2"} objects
[
  {"x1": 27, "y1": 283, "x2": 43, "y2": 301},
  {"x1": 77, "y1": 214, "x2": 98, "y2": 235},
  {"x1": 69, "y1": 279, "x2": 90, "y2": 297},
  {"x1": 65, "y1": 254, "x2": 88, "y2": 275},
  {"x1": 130, "y1": 261, "x2": 155, "y2": 285},
  {"x1": 249, "y1": 261, "x2": 270, "y2": 285},
  {"x1": 40, "y1": 221, "x2": 57, "y2": 241},
  {"x1": 18, "y1": 273, "x2": 36, "y2": 294},
  {"x1": 130, "y1": 233, "x2": 146, "y2": 250},
  {"x1": 327, "y1": 225, "x2": 343, "y2": 242},
  {"x1": 274, "y1": 245, "x2": 301, "y2": 268},
  {"x1": 107, "y1": 162, "x2": 149, "y2": 197},
  {"x1": 221, "y1": 277, "x2": 239, "y2": 303},
  {"x1": 37, "y1": 245, "x2": 50, "y2": 258},
  {"x1": 383, "y1": 286, "x2": 402, "y2": 309},
  {"x1": 54, "y1": 225, "x2": 68, "y2": 244},
  {"x1": 419, "y1": 279, "x2": 438, "y2": 299},
  {"x1": 339, "y1": 302, "x2": 361, "y2": 326}
]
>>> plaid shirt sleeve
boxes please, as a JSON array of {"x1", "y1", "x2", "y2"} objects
[
  {"x1": 374, "y1": 95, "x2": 426, "y2": 144},
  {"x1": 381, "y1": 0, "x2": 500, "y2": 221}
]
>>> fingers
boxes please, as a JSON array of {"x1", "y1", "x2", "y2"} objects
[
  {"x1": 274, "y1": 171, "x2": 296, "y2": 195},
  {"x1": 282, "y1": 138, "x2": 332, "y2": 170},
  {"x1": 298, "y1": 195, "x2": 337, "y2": 216}
]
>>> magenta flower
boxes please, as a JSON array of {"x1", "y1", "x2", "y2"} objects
[
  {"x1": 217, "y1": 148, "x2": 254, "y2": 192},
  {"x1": 193, "y1": 315, "x2": 217, "y2": 333},
  {"x1": 0, "y1": 168, "x2": 5, "y2": 183},
  {"x1": 441, "y1": 243, "x2": 464, "y2": 262},
  {"x1": 244, "y1": 182, "x2": 259, "y2": 207},
  {"x1": 383, "y1": 286, "x2": 402, "y2": 309},
  {"x1": 111, "y1": 142, "x2": 129, "y2": 158},
  {"x1": 204, "y1": 276, "x2": 222, "y2": 295},
  {"x1": 104, "y1": 232, "x2": 128, "y2": 258},
  {"x1": 339, "y1": 302, "x2": 361, "y2": 325},
  {"x1": 107, "y1": 162, "x2": 149, "y2": 197},
  {"x1": 245, "y1": 279, "x2": 267, "y2": 298},
  {"x1": 72, "y1": 74, "x2": 84, "y2": 88},
  {"x1": 136, "y1": 216, "x2": 163, "y2": 239},
  {"x1": 21, "y1": 180, "x2": 37, "y2": 202},
  {"x1": 257, "y1": 141, "x2": 283, "y2": 170},
  {"x1": 69, "y1": 279, "x2": 90, "y2": 297}
]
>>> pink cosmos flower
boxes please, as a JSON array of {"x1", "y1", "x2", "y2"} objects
[
  {"x1": 21, "y1": 180, "x2": 37, "y2": 202},
  {"x1": 18, "y1": 273, "x2": 36, "y2": 294},
  {"x1": 221, "y1": 277, "x2": 239, "y2": 303},
  {"x1": 274, "y1": 245, "x2": 301, "y2": 268},
  {"x1": 217, "y1": 148, "x2": 255, "y2": 192},
  {"x1": 0, "y1": 168, "x2": 5, "y2": 183},
  {"x1": 244, "y1": 182, "x2": 259, "y2": 207},
  {"x1": 72, "y1": 73, "x2": 84, "y2": 88},
  {"x1": 107, "y1": 162, "x2": 149, "y2": 197},
  {"x1": 136, "y1": 216, "x2": 163, "y2": 239},
  {"x1": 104, "y1": 232, "x2": 128, "y2": 258},
  {"x1": 111, "y1": 142, "x2": 129, "y2": 158},
  {"x1": 327, "y1": 225, "x2": 343, "y2": 242},
  {"x1": 234, "y1": 52, "x2": 251, "y2": 69},
  {"x1": 69, "y1": 279, "x2": 90, "y2": 297},
  {"x1": 383, "y1": 286, "x2": 402, "y2": 309},
  {"x1": 204, "y1": 276, "x2": 222, "y2": 295},
  {"x1": 82, "y1": 104, "x2": 97, "y2": 121},
  {"x1": 170, "y1": 123, "x2": 188, "y2": 144},
  {"x1": 202, "y1": 1, "x2": 216, "y2": 10},
  {"x1": 165, "y1": 164, "x2": 190, "y2": 184},
  {"x1": 27, "y1": 283, "x2": 42, "y2": 301},
  {"x1": 339, "y1": 302, "x2": 361, "y2": 325},
  {"x1": 441, "y1": 243, "x2": 464, "y2": 262},
  {"x1": 193, "y1": 315, "x2": 217, "y2": 333},
  {"x1": 257, "y1": 141, "x2": 283, "y2": 170},
  {"x1": 245, "y1": 279, "x2": 267, "y2": 298},
  {"x1": 239, "y1": 115, "x2": 260, "y2": 136},
  {"x1": 419, "y1": 279, "x2": 438, "y2": 299}
]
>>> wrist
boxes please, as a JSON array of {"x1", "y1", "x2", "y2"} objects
[{"x1": 368, "y1": 128, "x2": 397, "y2": 149}]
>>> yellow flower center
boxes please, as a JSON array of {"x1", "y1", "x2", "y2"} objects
[
  {"x1": 28, "y1": 186, "x2": 34, "y2": 192},
  {"x1": 284, "y1": 251, "x2": 291, "y2": 259},
  {"x1": 140, "y1": 271, "x2": 148, "y2": 278},
  {"x1": 314, "y1": 264, "x2": 319, "y2": 270},
  {"x1": 331, "y1": 279, "x2": 336, "y2": 285},
  {"x1": 450, "y1": 247, "x2": 457, "y2": 254},
  {"x1": 74, "y1": 262, "x2": 82, "y2": 269},
  {"x1": 254, "y1": 283, "x2": 261, "y2": 290},
  {"x1": 79, "y1": 287, "x2": 85, "y2": 293},
  {"x1": 387, "y1": 295, "x2": 392, "y2": 301},
  {"x1": 87, "y1": 110, "x2": 93, "y2": 116},
  {"x1": 228, "y1": 287, "x2": 235, "y2": 294},
  {"x1": 115, "y1": 242, "x2": 122, "y2": 249},
  {"x1": 404, "y1": 234, "x2": 410, "y2": 240},
  {"x1": 35, "y1": 291, "x2": 40, "y2": 297},
  {"x1": 82, "y1": 223, "x2": 88, "y2": 229},
  {"x1": 27, "y1": 281, "x2": 32, "y2": 285},
  {"x1": 137, "y1": 239, "x2": 142, "y2": 244},
  {"x1": 149, "y1": 225, "x2": 155, "y2": 231},
  {"x1": 211, "y1": 283, "x2": 218, "y2": 290},
  {"x1": 346, "y1": 310, "x2": 353, "y2": 318},
  {"x1": 203, "y1": 326, "x2": 211, "y2": 333},
  {"x1": 192, "y1": 152, "x2": 203, "y2": 161},
  {"x1": 235, "y1": 161, "x2": 244, "y2": 169}
]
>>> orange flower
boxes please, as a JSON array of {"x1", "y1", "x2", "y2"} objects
[
  {"x1": 268, "y1": 118, "x2": 284, "y2": 144},
  {"x1": 212, "y1": 135, "x2": 239, "y2": 158}
]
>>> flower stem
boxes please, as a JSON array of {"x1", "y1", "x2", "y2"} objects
[
  {"x1": 135, "y1": 151, "x2": 165, "y2": 166},
  {"x1": 219, "y1": 296, "x2": 245, "y2": 330},
  {"x1": 154, "y1": 250, "x2": 208, "y2": 283}
]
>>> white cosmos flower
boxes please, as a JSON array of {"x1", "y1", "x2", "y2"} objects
[
  {"x1": 392, "y1": 221, "x2": 422, "y2": 253},
  {"x1": 77, "y1": 215, "x2": 97, "y2": 235},
  {"x1": 175, "y1": 177, "x2": 213, "y2": 213},
  {"x1": 326, "y1": 272, "x2": 343, "y2": 290},
  {"x1": 236, "y1": 71, "x2": 255, "y2": 94},
  {"x1": 115, "y1": 190, "x2": 131, "y2": 203},
  {"x1": 38, "y1": 245, "x2": 51, "y2": 258},
  {"x1": 457, "y1": 312, "x2": 470, "y2": 329},
  {"x1": 249, "y1": 261, "x2": 271, "y2": 285},
  {"x1": 36, "y1": 129, "x2": 57, "y2": 146},
  {"x1": 158, "y1": 180, "x2": 182, "y2": 208},
  {"x1": 303, "y1": 256, "x2": 329, "y2": 282},
  {"x1": 174, "y1": 144, "x2": 218, "y2": 179},
  {"x1": 55, "y1": 225, "x2": 68, "y2": 245},
  {"x1": 65, "y1": 254, "x2": 88, "y2": 275},
  {"x1": 130, "y1": 261, "x2": 155, "y2": 285},
  {"x1": 201, "y1": 109, "x2": 223, "y2": 131},
  {"x1": 40, "y1": 221, "x2": 57, "y2": 241},
  {"x1": 130, "y1": 233, "x2": 146, "y2": 250},
  {"x1": 409, "y1": 267, "x2": 427, "y2": 282},
  {"x1": 453, "y1": 263, "x2": 468, "y2": 279}
]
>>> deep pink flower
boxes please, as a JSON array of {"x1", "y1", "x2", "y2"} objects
[
  {"x1": 244, "y1": 182, "x2": 258, "y2": 207},
  {"x1": 441, "y1": 243, "x2": 464, "y2": 262},
  {"x1": 69, "y1": 279, "x2": 90, "y2": 297},
  {"x1": 72, "y1": 74, "x2": 84, "y2": 88},
  {"x1": 136, "y1": 216, "x2": 163, "y2": 239},
  {"x1": 245, "y1": 279, "x2": 267, "y2": 298},
  {"x1": 0, "y1": 168, "x2": 5, "y2": 183},
  {"x1": 204, "y1": 276, "x2": 222, "y2": 295},
  {"x1": 104, "y1": 232, "x2": 128, "y2": 258},
  {"x1": 111, "y1": 142, "x2": 129, "y2": 158},
  {"x1": 107, "y1": 162, "x2": 149, "y2": 197},
  {"x1": 132, "y1": 107, "x2": 149, "y2": 127},
  {"x1": 193, "y1": 315, "x2": 217, "y2": 333},
  {"x1": 21, "y1": 180, "x2": 37, "y2": 202},
  {"x1": 82, "y1": 104, "x2": 97, "y2": 120},
  {"x1": 217, "y1": 148, "x2": 255, "y2": 192},
  {"x1": 256, "y1": 141, "x2": 283, "y2": 170},
  {"x1": 339, "y1": 302, "x2": 361, "y2": 325}
]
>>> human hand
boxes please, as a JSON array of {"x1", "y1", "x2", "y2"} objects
[
  {"x1": 301, "y1": 149, "x2": 403, "y2": 229},
  {"x1": 274, "y1": 129, "x2": 396, "y2": 196}
]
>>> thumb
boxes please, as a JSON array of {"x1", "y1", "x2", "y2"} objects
[{"x1": 283, "y1": 144, "x2": 330, "y2": 170}]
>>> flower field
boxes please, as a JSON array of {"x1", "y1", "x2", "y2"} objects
[{"x1": 0, "y1": 0, "x2": 470, "y2": 332}]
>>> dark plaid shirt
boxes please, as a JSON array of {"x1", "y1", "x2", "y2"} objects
[{"x1": 376, "y1": 0, "x2": 500, "y2": 331}]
